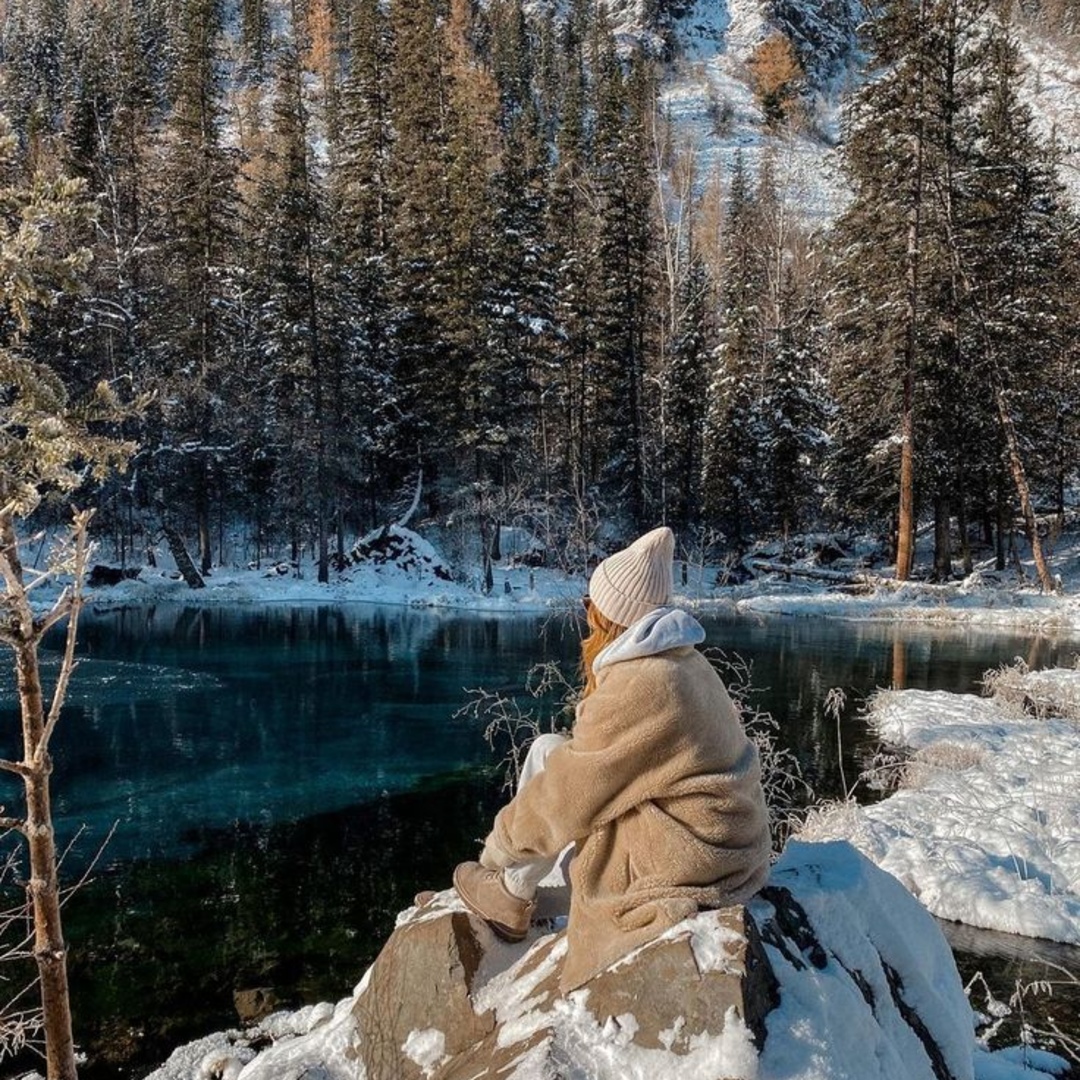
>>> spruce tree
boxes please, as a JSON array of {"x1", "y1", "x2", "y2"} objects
[
  {"x1": 702, "y1": 151, "x2": 766, "y2": 549},
  {"x1": 147, "y1": 0, "x2": 240, "y2": 573}
]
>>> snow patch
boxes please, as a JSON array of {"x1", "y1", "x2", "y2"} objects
[
  {"x1": 401, "y1": 1028, "x2": 449, "y2": 1077},
  {"x1": 802, "y1": 677, "x2": 1080, "y2": 946}
]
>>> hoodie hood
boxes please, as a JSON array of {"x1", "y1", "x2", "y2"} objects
[{"x1": 593, "y1": 607, "x2": 706, "y2": 672}]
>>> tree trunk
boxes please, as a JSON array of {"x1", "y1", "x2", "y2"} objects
[
  {"x1": 957, "y1": 485, "x2": 973, "y2": 576},
  {"x1": 896, "y1": 398, "x2": 916, "y2": 580},
  {"x1": 995, "y1": 475, "x2": 1007, "y2": 572},
  {"x1": 195, "y1": 462, "x2": 212, "y2": 576},
  {"x1": 18, "y1": 643, "x2": 78, "y2": 1080},
  {"x1": 995, "y1": 386, "x2": 1057, "y2": 593},
  {"x1": 162, "y1": 525, "x2": 206, "y2": 589},
  {"x1": 932, "y1": 495, "x2": 952, "y2": 581},
  {"x1": 896, "y1": 0, "x2": 926, "y2": 583}
]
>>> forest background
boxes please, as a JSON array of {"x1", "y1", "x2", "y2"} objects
[{"x1": 2, "y1": 0, "x2": 1079, "y2": 585}]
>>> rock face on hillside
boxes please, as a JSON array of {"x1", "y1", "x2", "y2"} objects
[{"x1": 204, "y1": 841, "x2": 981, "y2": 1080}]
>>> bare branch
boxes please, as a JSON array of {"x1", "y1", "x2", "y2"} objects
[
  {"x1": 58, "y1": 821, "x2": 117, "y2": 904},
  {"x1": 31, "y1": 589, "x2": 72, "y2": 641},
  {"x1": 39, "y1": 511, "x2": 93, "y2": 763},
  {"x1": 0, "y1": 760, "x2": 31, "y2": 780}
]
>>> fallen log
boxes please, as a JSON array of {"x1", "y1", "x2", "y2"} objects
[{"x1": 749, "y1": 561, "x2": 900, "y2": 590}]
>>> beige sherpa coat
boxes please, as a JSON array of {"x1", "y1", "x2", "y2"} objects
[{"x1": 483, "y1": 608, "x2": 771, "y2": 991}]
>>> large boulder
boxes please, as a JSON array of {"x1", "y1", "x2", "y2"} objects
[
  {"x1": 212, "y1": 841, "x2": 997, "y2": 1080},
  {"x1": 352, "y1": 910, "x2": 495, "y2": 1080}
]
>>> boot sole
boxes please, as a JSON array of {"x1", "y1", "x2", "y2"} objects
[{"x1": 486, "y1": 919, "x2": 529, "y2": 943}]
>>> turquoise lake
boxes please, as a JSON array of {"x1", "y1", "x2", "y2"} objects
[{"x1": 2, "y1": 603, "x2": 1079, "y2": 1076}]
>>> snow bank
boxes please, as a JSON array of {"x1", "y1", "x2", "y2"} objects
[
  {"x1": 65, "y1": 524, "x2": 586, "y2": 616},
  {"x1": 753, "y1": 839, "x2": 976, "y2": 1080},
  {"x1": 800, "y1": 673, "x2": 1080, "y2": 946}
]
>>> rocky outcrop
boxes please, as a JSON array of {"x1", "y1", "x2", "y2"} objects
[
  {"x1": 352, "y1": 911, "x2": 495, "y2": 1080},
  {"x1": 336, "y1": 844, "x2": 973, "y2": 1080},
  {"x1": 154, "y1": 841, "x2": 989, "y2": 1080},
  {"x1": 350, "y1": 903, "x2": 776, "y2": 1080}
]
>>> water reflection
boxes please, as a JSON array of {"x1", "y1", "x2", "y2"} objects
[
  {"x1": 3, "y1": 605, "x2": 1077, "y2": 863},
  {"x1": 0, "y1": 603, "x2": 1078, "y2": 1076}
]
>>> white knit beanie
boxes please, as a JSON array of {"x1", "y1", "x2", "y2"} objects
[{"x1": 588, "y1": 526, "x2": 675, "y2": 629}]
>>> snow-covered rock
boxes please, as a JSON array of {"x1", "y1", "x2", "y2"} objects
[
  {"x1": 146, "y1": 842, "x2": 1068, "y2": 1080},
  {"x1": 349, "y1": 525, "x2": 454, "y2": 583}
]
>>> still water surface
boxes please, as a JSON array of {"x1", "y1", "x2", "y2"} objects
[{"x1": 3, "y1": 604, "x2": 1079, "y2": 1076}]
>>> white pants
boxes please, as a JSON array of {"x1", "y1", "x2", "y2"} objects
[{"x1": 502, "y1": 732, "x2": 571, "y2": 901}]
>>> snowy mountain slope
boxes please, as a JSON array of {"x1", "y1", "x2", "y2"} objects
[
  {"x1": 1015, "y1": 27, "x2": 1080, "y2": 201},
  {"x1": 653, "y1": 0, "x2": 1080, "y2": 219},
  {"x1": 661, "y1": 0, "x2": 851, "y2": 226}
]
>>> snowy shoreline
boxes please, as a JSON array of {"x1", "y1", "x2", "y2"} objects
[
  {"x1": 51, "y1": 547, "x2": 1080, "y2": 645},
  {"x1": 800, "y1": 668, "x2": 1080, "y2": 949},
  {"x1": 35, "y1": 521, "x2": 1076, "y2": 638}
]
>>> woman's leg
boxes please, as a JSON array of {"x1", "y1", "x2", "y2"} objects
[
  {"x1": 450, "y1": 731, "x2": 571, "y2": 941},
  {"x1": 501, "y1": 732, "x2": 570, "y2": 900}
]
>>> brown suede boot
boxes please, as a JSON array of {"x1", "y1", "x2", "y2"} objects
[{"x1": 452, "y1": 861, "x2": 535, "y2": 942}]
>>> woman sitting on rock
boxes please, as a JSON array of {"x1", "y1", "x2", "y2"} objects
[{"x1": 450, "y1": 526, "x2": 773, "y2": 991}]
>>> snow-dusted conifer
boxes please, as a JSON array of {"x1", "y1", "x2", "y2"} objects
[
  {"x1": 146, "y1": 0, "x2": 242, "y2": 573},
  {"x1": 702, "y1": 151, "x2": 767, "y2": 550}
]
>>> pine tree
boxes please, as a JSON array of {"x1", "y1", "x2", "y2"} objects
[
  {"x1": 330, "y1": 0, "x2": 396, "y2": 528},
  {"x1": 487, "y1": 0, "x2": 554, "y2": 490},
  {"x1": 828, "y1": 0, "x2": 990, "y2": 574},
  {"x1": 146, "y1": 0, "x2": 241, "y2": 573},
  {"x1": 663, "y1": 255, "x2": 713, "y2": 530},
  {"x1": 443, "y1": 0, "x2": 505, "y2": 479},
  {"x1": 702, "y1": 151, "x2": 766, "y2": 549},
  {"x1": 386, "y1": 0, "x2": 455, "y2": 486},
  {"x1": 251, "y1": 44, "x2": 335, "y2": 580},
  {"x1": 755, "y1": 154, "x2": 829, "y2": 538},
  {"x1": 544, "y1": 22, "x2": 592, "y2": 499},
  {"x1": 589, "y1": 35, "x2": 655, "y2": 524},
  {"x1": 958, "y1": 25, "x2": 1073, "y2": 590}
]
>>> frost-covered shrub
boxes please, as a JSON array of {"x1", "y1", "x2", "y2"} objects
[
  {"x1": 898, "y1": 741, "x2": 987, "y2": 791},
  {"x1": 983, "y1": 660, "x2": 1080, "y2": 723}
]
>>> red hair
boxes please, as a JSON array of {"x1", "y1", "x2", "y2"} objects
[{"x1": 579, "y1": 600, "x2": 626, "y2": 699}]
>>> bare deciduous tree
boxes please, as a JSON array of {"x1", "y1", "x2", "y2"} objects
[{"x1": 0, "y1": 111, "x2": 138, "y2": 1080}]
